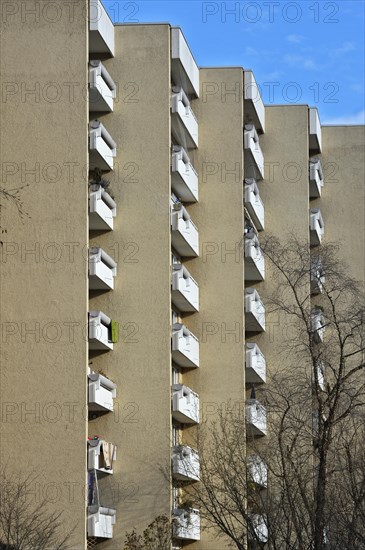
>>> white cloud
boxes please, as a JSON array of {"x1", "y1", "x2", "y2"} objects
[
  {"x1": 323, "y1": 110, "x2": 365, "y2": 125},
  {"x1": 333, "y1": 41, "x2": 356, "y2": 55},
  {"x1": 263, "y1": 70, "x2": 282, "y2": 80},
  {"x1": 350, "y1": 83, "x2": 364, "y2": 93},
  {"x1": 303, "y1": 59, "x2": 318, "y2": 70},
  {"x1": 244, "y1": 46, "x2": 258, "y2": 56},
  {"x1": 287, "y1": 34, "x2": 305, "y2": 44},
  {"x1": 283, "y1": 54, "x2": 320, "y2": 71}
]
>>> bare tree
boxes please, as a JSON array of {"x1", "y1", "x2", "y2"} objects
[
  {"x1": 0, "y1": 184, "x2": 30, "y2": 244},
  {"x1": 123, "y1": 515, "x2": 172, "y2": 550},
  {"x1": 0, "y1": 470, "x2": 74, "y2": 550},
  {"x1": 189, "y1": 236, "x2": 365, "y2": 550}
]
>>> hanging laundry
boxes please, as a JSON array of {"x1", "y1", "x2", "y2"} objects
[{"x1": 102, "y1": 441, "x2": 116, "y2": 470}]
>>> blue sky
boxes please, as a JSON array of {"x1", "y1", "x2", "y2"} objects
[{"x1": 103, "y1": 0, "x2": 364, "y2": 124}]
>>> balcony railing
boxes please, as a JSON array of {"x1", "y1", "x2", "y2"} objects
[
  {"x1": 89, "y1": 186, "x2": 116, "y2": 230},
  {"x1": 248, "y1": 514, "x2": 269, "y2": 543},
  {"x1": 89, "y1": 0, "x2": 115, "y2": 57},
  {"x1": 244, "y1": 125, "x2": 264, "y2": 180},
  {"x1": 309, "y1": 107, "x2": 322, "y2": 153},
  {"x1": 245, "y1": 288, "x2": 265, "y2": 332},
  {"x1": 311, "y1": 309, "x2": 325, "y2": 343},
  {"x1": 171, "y1": 87, "x2": 198, "y2": 149},
  {"x1": 310, "y1": 208, "x2": 324, "y2": 246},
  {"x1": 172, "y1": 445, "x2": 200, "y2": 482},
  {"x1": 309, "y1": 159, "x2": 324, "y2": 198},
  {"x1": 171, "y1": 203, "x2": 199, "y2": 257},
  {"x1": 89, "y1": 247, "x2": 117, "y2": 290},
  {"x1": 247, "y1": 455, "x2": 268, "y2": 488},
  {"x1": 172, "y1": 384, "x2": 199, "y2": 424},
  {"x1": 246, "y1": 399, "x2": 267, "y2": 437},
  {"x1": 172, "y1": 264, "x2": 199, "y2": 312},
  {"x1": 87, "y1": 470, "x2": 116, "y2": 538},
  {"x1": 88, "y1": 439, "x2": 117, "y2": 474},
  {"x1": 171, "y1": 28, "x2": 199, "y2": 97},
  {"x1": 244, "y1": 235, "x2": 265, "y2": 281},
  {"x1": 313, "y1": 360, "x2": 325, "y2": 391},
  {"x1": 89, "y1": 120, "x2": 117, "y2": 171},
  {"x1": 171, "y1": 146, "x2": 198, "y2": 202},
  {"x1": 89, "y1": 311, "x2": 118, "y2": 351},
  {"x1": 311, "y1": 258, "x2": 325, "y2": 295},
  {"x1": 89, "y1": 61, "x2": 116, "y2": 112},
  {"x1": 87, "y1": 507, "x2": 116, "y2": 539},
  {"x1": 246, "y1": 343, "x2": 266, "y2": 384},
  {"x1": 313, "y1": 411, "x2": 328, "y2": 442},
  {"x1": 172, "y1": 323, "x2": 199, "y2": 368},
  {"x1": 244, "y1": 179, "x2": 264, "y2": 231},
  {"x1": 173, "y1": 508, "x2": 200, "y2": 541},
  {"x1": 88, "y1": 372, "x2": 116, "y2": 412},
  {"x1": 244, "y1": 70, "x2": 265, "y2": 133}
]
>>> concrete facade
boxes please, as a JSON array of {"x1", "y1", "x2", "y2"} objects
[
  {"x1": 0, "y1": 1, "x2": 89, "y2": 545},
  {"x1": 0, "y1": 2, "x2": 364, "y2": 550}
]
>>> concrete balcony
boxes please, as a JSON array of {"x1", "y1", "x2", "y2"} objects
[
  {"x1": 246, "y1": 399, "x2": 267, "y2": 437},
  {"x1": 247, "y1": 455, "x2": 268, "y2": 488},
  {"x1": 172, "y1": 264, "x2": 199, "y2": 312},
  {"x1": 172, "y1": 445, "x2": 200, "y2": 482},
  {"x1": 310, "y1": 208, "x2": 324, "y2": 246},
  {"x1": 244, "y1": 235, "x2": 265, "y2": 281},
  {"x1": 313, "y1": 360, "x2": 325, "y2": 391},
  {"x1": 89, "y1": 61, "x2": 116, "y2": 112},
  {"x1": 88, "y1": 439, "x2": 117, "y2": 474},
  {"x1": 248, "y1": 515, "x2": 268, "y2": 543},
  {"x1": 171, "y1": 204, "x2": 199, "y2": 257},
  {"x1": 244, "y1": 125, "x2": 264, "y2": 181},
  {"x1": 245, "y1": 288, "x2": 265, "y2": 332},
  {"x1": 311, "y1": 309, "x2": 325, "y2": 343},
  {"x1": 87, "y1": 507, "x2": 116, "y2": 539},
  {"x1": 89, "y1": 247, "x2": 117, "y2": 290},
  {"x1": 89, "y1": 187, "x2": 116, "y2": 231},
  {"x1": 309, "y1": 107, "x2": 322, "y2": 153},
  {"x1": 244, "y1": 179, "x2": 264, "y2": 231},
  {"x1": 89, "y1": 311, "x2": 117, "y2": 351},
  {"x1": 244, "y1": 70, "x2": 265, "y2": 133},
  {"x1": 89, "y1": 0, "x2": 115, "y2": 57},
  {"x1": 172, "y1": 384, "x2": 199, "y2": 424},
  {"x1": 171, "y1": 87, "x2": 198, "y2": 149},
  {"x1": 309, "y1": 159, "x2": 324, "y2": 198},
  {"x1": 89, "y1": 120, "x2": 117, "y2": 171},
  {"x1": 171, "y1": 28, "x2": 199, "y2": 97},
  {"x1": 88, "y1": 372, "x2": 116, "y2": 413},
  {"x1": 173, "y1": 508, "x2": 200, "y2": 541},
  {"x1": 311, "y1": 258, "x2": 325, "y2": 295},
  {"x1": 246, "y1": 343, "x2": 266, "y2": 384},
  {"x1": 172, "y1": 323, "x2": 199, "y2": 368},
  {"x1": 171, "y1": 146, "x2": 198, "y2": 202}
]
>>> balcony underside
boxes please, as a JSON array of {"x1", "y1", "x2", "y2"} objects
[
  {"x1": 171, "y1": 289, "x2": 199, "y2": 312},
  {"x1": 245, "y1": 311, "x2": 265, "y2": 333}
]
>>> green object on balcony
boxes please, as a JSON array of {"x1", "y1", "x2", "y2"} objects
[{"x1": 111, "y1": 320, "x2": 119, "y2": 343}]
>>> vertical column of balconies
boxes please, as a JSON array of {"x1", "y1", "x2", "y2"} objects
[
  {"x1": 309, "y1": 108, "x2": 325, "y2": 246},
  {"x1": 170, "y1": 28, "x2": 201, "y2": 545},
  {"x1": 308, "y1": 108, "x2": 327, "y2": 435},
  {"x1": 243, "y1": 70, "x2": 269, "y2": 546},
  {"x1": 87, "y1": 0, "x2": 118, "y2": 542}
]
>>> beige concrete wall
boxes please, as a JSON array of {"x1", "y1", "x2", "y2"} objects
[
  {"x1": 320, "y1": 126, "x2": 365, "y2": 284},
  {"x1": 1, "y1": 9, "x2": 363, "y2": 549},
  {"x1": 255, "y1": 105, "x2": 312, "y2": 437},
  {"x1": 0, "y1": 1, "x2": 89, "y2": 548},
  {"x1": 183, "y1": 67, "x2": 245, "y2": 549},
  {"x1": 256, "y1": 105, "x2": 311, "y2": 349},
  {"x1": 88, "y1": 24, "x2": 172, "y2": 547}
]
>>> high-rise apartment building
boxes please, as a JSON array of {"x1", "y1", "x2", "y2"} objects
[{"x1": 0, "y1": 1, "x2": 364, "y2": 549}]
